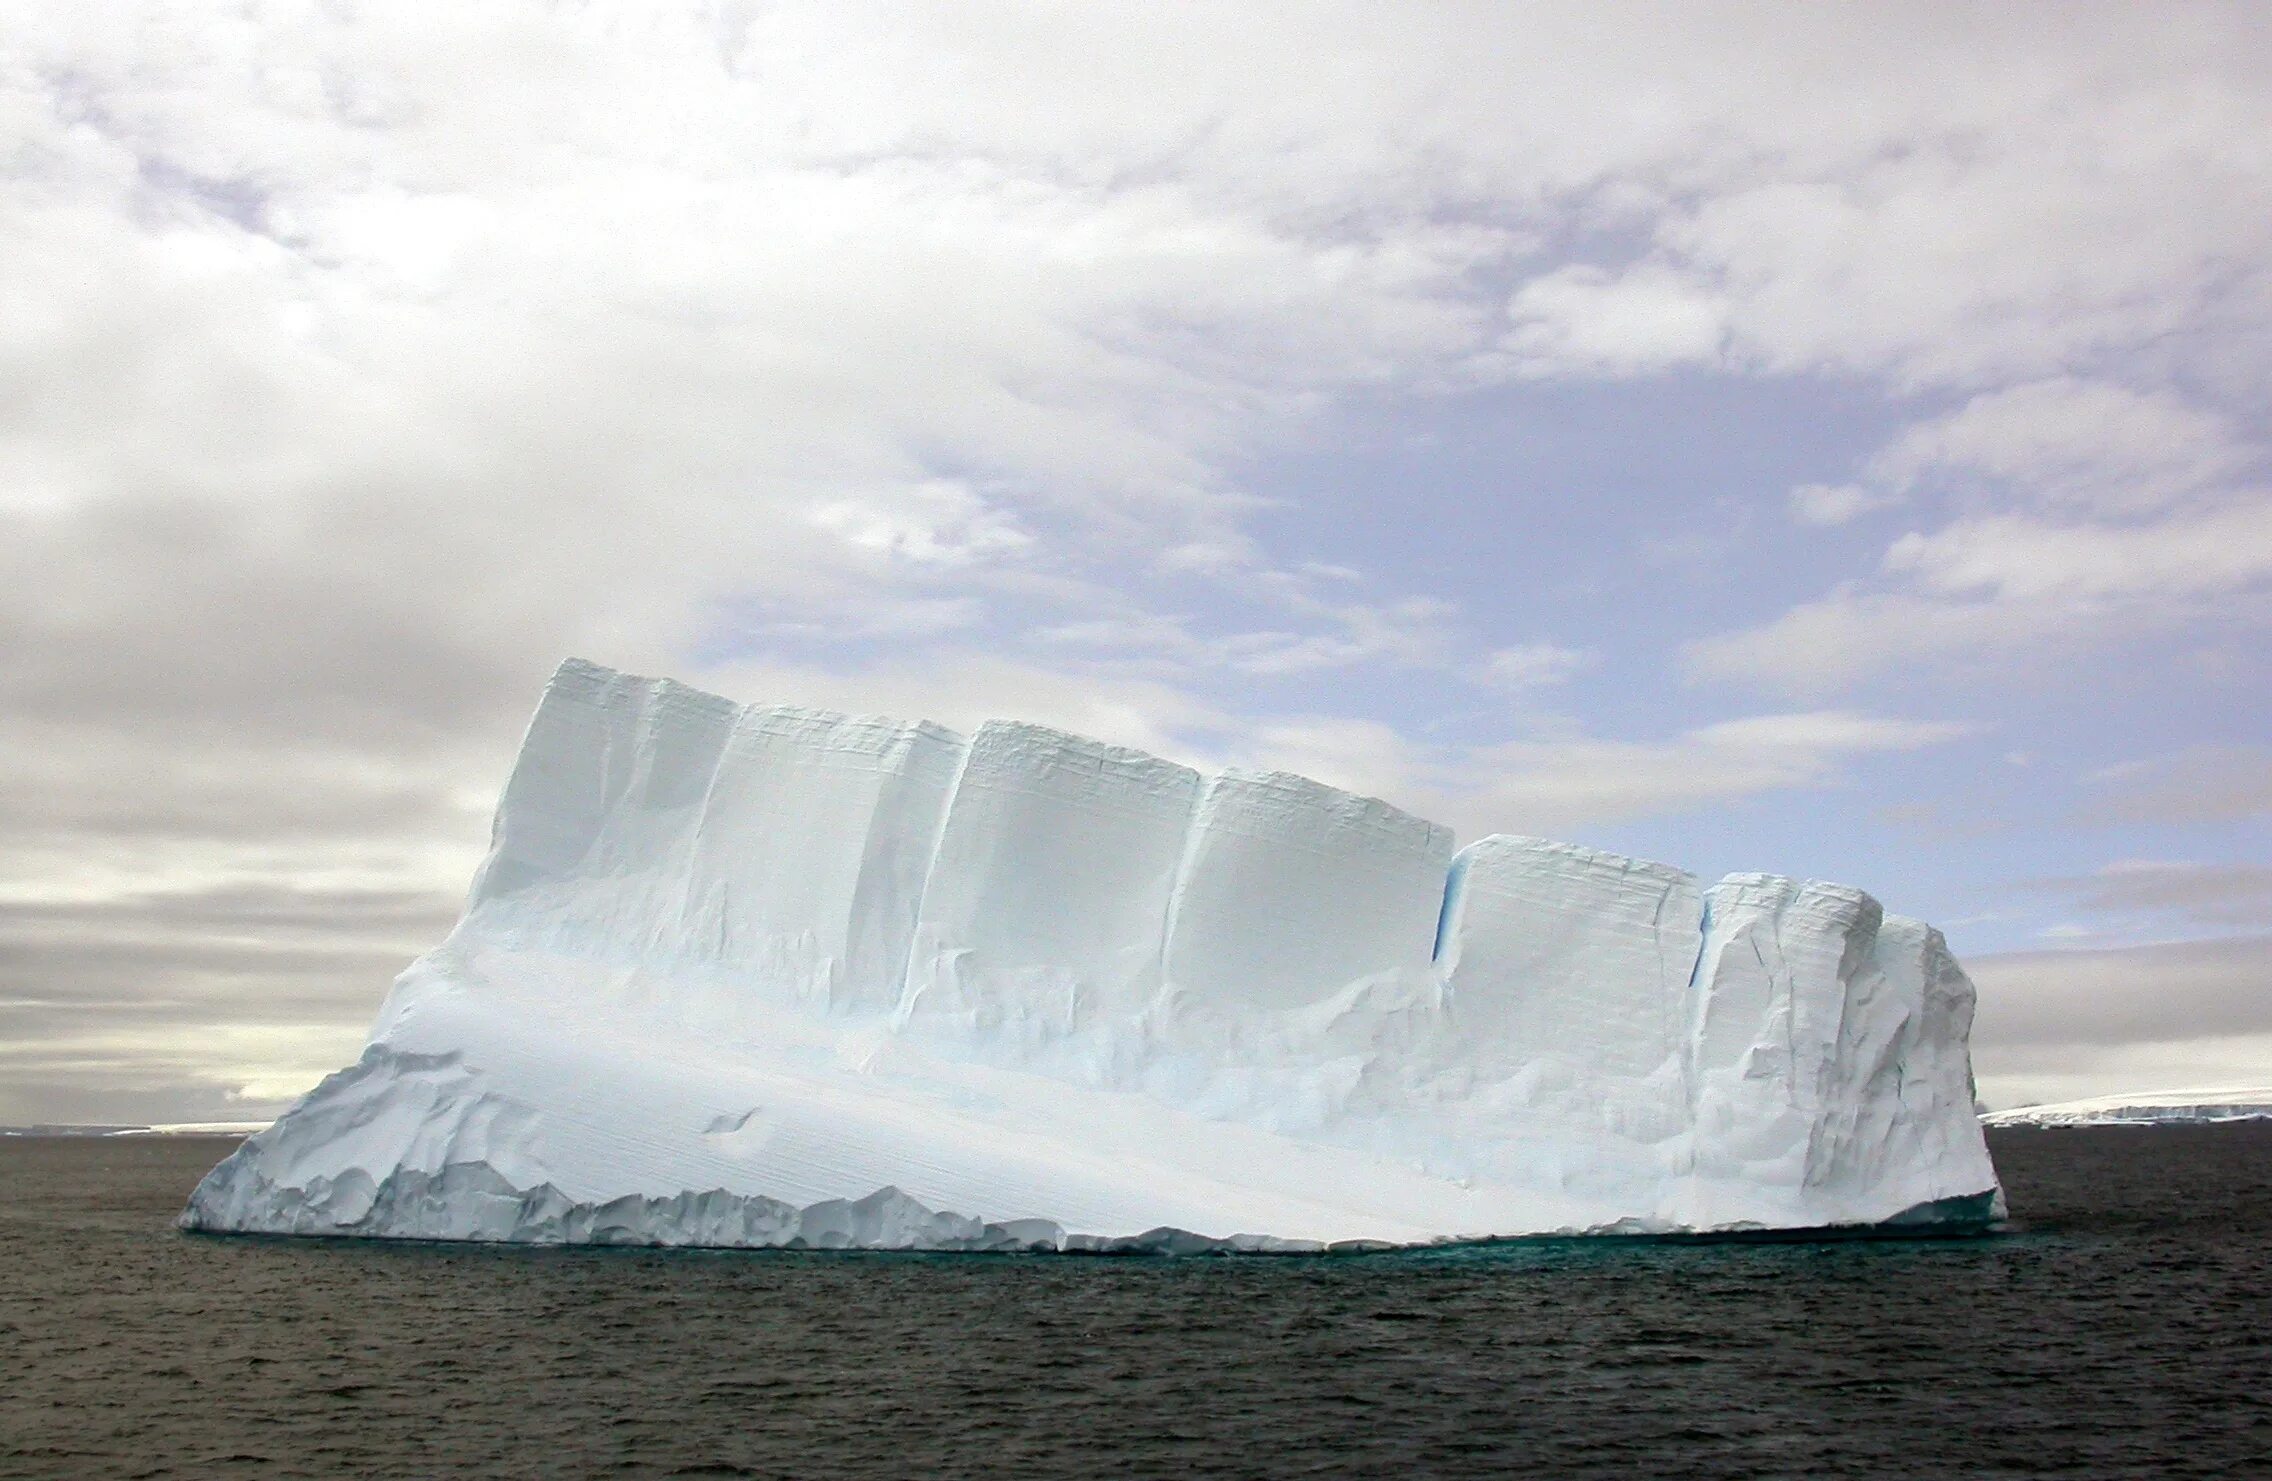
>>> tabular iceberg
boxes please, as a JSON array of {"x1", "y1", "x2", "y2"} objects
[{"x1": 183, "y1": 659, "x2": 2002, "y2": 1251}]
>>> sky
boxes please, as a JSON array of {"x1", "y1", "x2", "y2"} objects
[{"x1": 3, "y1": 1, "x2": 2268, "y2": 1122}]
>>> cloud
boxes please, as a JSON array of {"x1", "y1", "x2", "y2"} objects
[
  {"x1": 1483, "y1": 20, "x2": 2272, "y2": 391},
  {"x1": 1785, "y1": 376, "x2": 2257, "y2": 533},
  {"x1": 1673, "y1": 205, "x2": 2268, "y2": 697},
  {"x1": 1503, "y1": 264, "x2": 1728, "y2": 377},
  {"x1": 1723, "y1": 410, "x2": 2271, "y2": 693},
  {"x1": 1972, "y1": 1034, "x2": 2272, "y2": 1113},
  {"x1": 1883, "y1": 503, "x2": 2272, "y2": 604},
  {"x1": 1181, "y1": 706, "x2": 1972, "y2": 841},
  {"x1": 2031, "y1": 861, "x2": 2272, "y2": 930},
  {"x1": 0, "y1": 882, "x2": 457, "y2": 1123},
  {"x1": 1661, "y1": 157, "x2": 2265, "y2": 392},
  {"x1": 1436, "y1": 710, "x2": 1970, "y2": 836},
  {"x1": 1474, "y1": 641, "x2": 1593, "y2": 691},
  {"x1": 1969, "y1": 935, "x2": 2272, "y2": 1048},
  {"x1": 1692, "y1": 377, "x2": 2270, "y2": 694},
  {"x1": 1687, "y1": 497, "x2": 2272, "y2": 692},
  {"x1": 1, "y1": 4, "x2": 1524, "y2": 1120},
  {"x1": 805, "y1": 481, "x2": 1033, "y2": 568},
  {"x1": 1030, "y1": 579, "x2": 1462, "y2": 680},
  {"x1": 1788, "y1": 482, "x2": 1899, "y2": 526},
  {"x1": 2084, "y1": 745, "x2": 2272, "y2": 825},
  {"x1": 6, "y1": 3, "x2": 2270, "y2": 1117},
  {"x1": 1967, "y1": 935, "x2": 2272, "y2": 1106},
  {"x1": 1869, "y1": 379, "x2": 2255, "y2": 517}
]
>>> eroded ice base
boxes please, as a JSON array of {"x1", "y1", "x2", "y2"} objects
[{"x1": 184, "y1": 1039, "x2": 1997, "y2": 1252}]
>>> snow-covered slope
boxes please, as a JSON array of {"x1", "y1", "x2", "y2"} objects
[
  {"x1": 1983, "y1": 1089, "x2": 2272, "y2": 1128},
  {"x1": 183, "y1": 659, "x2": 2002, "y2": 1250}
]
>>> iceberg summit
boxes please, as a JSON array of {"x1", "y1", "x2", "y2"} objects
[{"x1": 184, "y1": 659, "x2": 2002, "y2": 1251}]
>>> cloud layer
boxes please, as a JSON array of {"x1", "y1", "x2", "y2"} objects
[{"x1": 4, "y1": 2, "x2": 2268, "y2": 1119}]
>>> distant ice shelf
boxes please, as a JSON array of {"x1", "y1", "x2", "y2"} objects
[
  {"x1": 2, "y1": 1123, "x2": 271, "y2": 1138},
  {"x1": 183, "y1": 659, "x2": 2003, "y2": 1251},
  {"x1": 1983, "y1": 1089, "x2": 2272, "y2": 1129}
]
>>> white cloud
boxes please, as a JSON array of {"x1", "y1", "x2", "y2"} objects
[
  {"x1": 1787, "y1": 377, "x2": 2254, "y2": 530},
  {"x1": 1691, "y1": 495, "x2": 2272, "y2": 690},
  {"x1": 1503, "y1": 264, "x2": 1727, "y2": 377},
  {"x1": 1429, "y1": 710, "x2": 1970, "y2": 836},
  {"x1": 1225, "y1": 716, "x2": 1441, "y2": 805},
  {"x1": 1028, "y1": 558, "x2": 1465, "y2": 681},
  {"x1": 1885, "y1": 503, "x2": 2272, "y2": 603},
  {"x1": 1788, "y1": 482, "x2": 1899, "y2": 526},
  {"x1": 1475, "y1": 641, "x2": 1592, "y2": 690},
  {"x1": 1687, "y1": 591, "x2": 2014, "y2": 693},
  {"x1": 1870, "y1": 379, "x2": 2253, "y2": 516},
  {"x1": 805, "y1": 480, "x2": 1032, "y2": 568},
  {"x1": 6, "y1": 2, "x2": 2271, "y2": 1116}
]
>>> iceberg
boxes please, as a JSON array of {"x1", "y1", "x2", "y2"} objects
[
  {"x1": 183, "y1": 659, "x2": 2002, "y2": 1250},
  {"x1": 1983, "y1": 1088, "x2": 2272, "y2": 1129}
]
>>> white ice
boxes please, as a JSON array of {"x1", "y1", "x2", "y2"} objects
[
  {"x1": 184, "y1": 659, "x2": 2003, "y2": 1251},
  {"x1": 1982, "y1": 1088, "x2": 2272, "y2": 1128}
]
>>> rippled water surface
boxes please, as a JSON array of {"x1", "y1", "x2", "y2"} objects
[{"x1": 5, "y1": 1127, "x2": 2269, "y2": 1478}]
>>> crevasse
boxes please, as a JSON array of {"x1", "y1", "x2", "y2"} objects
[{"x1": 183, "y1": 659, "x2": 2002, "y2": 1250}]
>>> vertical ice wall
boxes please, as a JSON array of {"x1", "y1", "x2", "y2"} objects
[
  {"x1": 464, "y1": 659, "x2": 964, "y2": 1012},
  {"x1": 1435, "y1": 836, "x2": 1702, "y2": 1146},
  {"x1": 899, "y1": 722, "x2": 1202, "y2": 1072},
  {"x1": 467, "y1": 661, "x2": 738, "y2": 953},
  {"x1": 1687, "y1": 875, "x2": 1880, "y2": 1193},
  {"x1": 1431, "y1": 840, "x2": 1995, "y2": 1219},
  {"x1": 1677, "y1": 875, "x2": 1999, "y2": 1218},
  {"x1": 1835, "y1": 914, "x2": 1996, "y2": 1204},
  {"x1": 677, "y1": 704, "x2": 963, "y2": 1010},
  {"x1": 1165, "y1": 771, "x2": 1452, "y2": 1013}
]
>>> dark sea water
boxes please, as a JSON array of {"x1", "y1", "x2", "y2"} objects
[{"x1": 4, "y1": 1128, "x2": 2269, "y2": 1479}]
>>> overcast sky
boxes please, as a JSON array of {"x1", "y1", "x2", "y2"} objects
[{"x1": 4, "y1": 2, "x2": 2268, "y2": 1122}]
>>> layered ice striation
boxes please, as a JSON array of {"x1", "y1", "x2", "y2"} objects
[
  {"x1": 1982, "y1": 1089, "x2": 2272, "y2": 1129},
  {"x1": 184, "y1": 659, "x2": 2002, "y2": 1251}
]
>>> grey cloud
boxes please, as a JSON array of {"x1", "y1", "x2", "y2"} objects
[
  {"x1": 0, "y1": 884, "x2": 444, "y2": 1123},
  {"x1": 2085, "y1": 745, "x2": 2272, "y2": 825},
  {"x1": 1970, "y1": 1030, "x2": 2272, "y2": 1112},
  {"x1": 4, "y1": 883, "x2": 461, "y2": 938},
  {"x1": 0, "y1": 884, "x2": 456, "y2": 1024},
  {"x1": 2032, "y1": 862, "x2": 2272, "y2": 929},
  {"x1": 0, "y1": 744, "x2": 490, "y2": 845},
  {"x1": 1967, "y1": 935, "x2": 2272, "y2": 1053},
  {"x1": 0, "y1": 1076, "x2": 299, "y2": 1129}
]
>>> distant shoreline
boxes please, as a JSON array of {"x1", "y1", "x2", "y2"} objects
[{"x1": 1, "y1": 1123, "x2": 270, "y2": 1138}]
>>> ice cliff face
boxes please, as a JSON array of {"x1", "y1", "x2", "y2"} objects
[{"x1": 184, "y1": 659, "x2": 2002, "y2": 1250}]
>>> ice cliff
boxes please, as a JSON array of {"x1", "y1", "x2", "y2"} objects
[{"x1": 184, "y1": 659, "x2": 2002, "y2": 1250}]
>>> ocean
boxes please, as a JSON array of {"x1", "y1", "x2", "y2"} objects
[{"x1": 4, "y1": 1126, "x2": 2267, "y2": 1478}]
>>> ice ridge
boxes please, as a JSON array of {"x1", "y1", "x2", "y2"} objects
[{"x1": 185, "y1": 659, "x2": 2002, "y2": 1250}]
